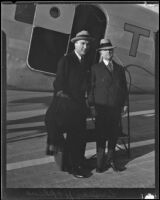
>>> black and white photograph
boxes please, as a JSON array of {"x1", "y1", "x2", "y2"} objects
[{"x1": 1, "y1": 1, "x2": 159, "y2": 199}]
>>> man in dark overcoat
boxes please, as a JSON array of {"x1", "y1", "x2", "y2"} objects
[
  {"x1": 88, "y1": 39, "x2": 128, "y2": 173},
  {"x1": 45, "y1": 30, "x2": 94, "y2": 178}
]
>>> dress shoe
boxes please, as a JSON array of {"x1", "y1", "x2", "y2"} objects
[
  {"x1": 110, "y1": 161, "x2": 126, "y2": 172},
  {"x1": 105, "y1": 158, "x2": 123, "y2": 172},
  {"x1": 104, "y1": 149, "x2": 118, "y2": 171},
  {"x1": 109, "y1": 161, "x2": 119, "y2": 172},
  {"x1": 72, "y1": 167, "x2": 91, "y2": 178},
  {"x1": 105, "y1": 157, "x2": 126, "y2": 172}
]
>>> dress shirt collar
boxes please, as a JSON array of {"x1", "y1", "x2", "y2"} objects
[
  {"x1": 103, "y1": 59, "x2": 113, "y2": 71},
  {"x1": 103, "y1": 59, "x2": 109, "y2": 66},
  {"x1": 74, "y1": 50, "x2": 81, "y2": 61}
]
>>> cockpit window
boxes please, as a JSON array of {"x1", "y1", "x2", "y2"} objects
[{"x1": 27, "y1": 27, "x2": 69, "y2": 74}]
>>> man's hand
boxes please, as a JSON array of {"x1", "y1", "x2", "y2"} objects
[
  {"x1": 56, "y1": 90, "x2": 69, "y2": 98},
  {"x1": 122, "y1": 106, "x2": 128, "y2": 114}
]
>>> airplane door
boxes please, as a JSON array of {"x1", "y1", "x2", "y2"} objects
[
  {"x1": 27, "y1": 4, "x2": 106, "y2": 74},
  {"x1": 68, "y1": 5, "x2": 107, "y2": 67},
  {"x1": 27, "y1": 4, "x2": 75, "y2": 74}
]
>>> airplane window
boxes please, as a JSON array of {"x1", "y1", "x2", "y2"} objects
[
  {"x1": 15, "y1": 3, "x2": 36, "y2": 24},
  {"x1": 50, "y1": 7, "x2": 60, "y2": 18},
  {"x1": 28, "y1": 27, "x2": 69, "y2": 74}
]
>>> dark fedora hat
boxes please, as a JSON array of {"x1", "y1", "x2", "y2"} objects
[
  {"x1": 71, "y1": 30, "x2": 95, "y2": 43},
  {"x1": 97, "y1": 39, "x2": 116, "y2": 51}
]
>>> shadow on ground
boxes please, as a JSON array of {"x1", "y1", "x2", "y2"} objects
[{"x1": 83, "y1": 143, "x2": 154, "y2": 173}]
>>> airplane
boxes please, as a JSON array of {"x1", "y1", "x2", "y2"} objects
[
  {"x1": 2, "y1": 3, "x2": 158, "y2": 187},
  {"x1": 1, "y1": 2, "x2": 159, "y2": 93}
]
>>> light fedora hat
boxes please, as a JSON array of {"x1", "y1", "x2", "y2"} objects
[
  {"x1": 71, "y1": 30, "x2": 95, "y2": 43},
  {"x1": 97, "y1": 39, "x2": 116, "y2": 51}
]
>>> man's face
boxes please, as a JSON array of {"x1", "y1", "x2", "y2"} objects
[
  {"x1": 74, "y1": 40, "x2": 90, "y2": 56},
  {"x1": 101, "y1": 49, "x2": 114, "y2": 61}
]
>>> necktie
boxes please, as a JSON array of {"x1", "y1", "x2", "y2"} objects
[
  {"x1": 81, "y1": 56, "x2": 85, "y2": 64},
  {"x1": 108, "y1": 62, "x2": 113, "y2": 72}
]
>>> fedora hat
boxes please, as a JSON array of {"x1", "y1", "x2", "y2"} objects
[
  {"x1": 97, "y1": 39, "x2": 116, "y2": 51},
  {"x1": 71, "y1": 30, "x2": 95, "y2": 43}
]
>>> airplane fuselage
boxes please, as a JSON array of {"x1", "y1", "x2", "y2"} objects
[{"x1": 2, "y1": 3, "x2": 159, "y2": 93}]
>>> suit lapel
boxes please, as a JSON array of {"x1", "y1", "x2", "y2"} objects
[
  {"x1": 101, "y1": 61, "x2": 113, "y2": 76},
  {"x1": 71, "y1": 51, "x2": 81, "y2": 64}
]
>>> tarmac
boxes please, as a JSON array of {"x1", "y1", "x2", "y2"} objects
[{"x1": 2, "y1": 90, "x2": 158, "y2": 199}]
